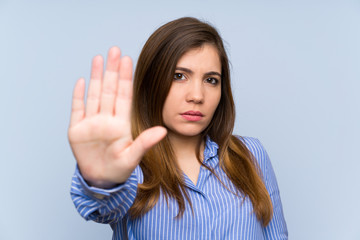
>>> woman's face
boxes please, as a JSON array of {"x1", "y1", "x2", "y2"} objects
[{"x1": 162, "y1": 44, "x2": 222, "y2": 138}]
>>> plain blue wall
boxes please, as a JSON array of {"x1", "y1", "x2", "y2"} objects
[{"x1": 1, "y1": 0, "x2": 359, "y2": 239}]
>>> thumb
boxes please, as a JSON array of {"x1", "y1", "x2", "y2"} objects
[{"x1": 129, "y1": 126, "x2": 167, "y2": 163}]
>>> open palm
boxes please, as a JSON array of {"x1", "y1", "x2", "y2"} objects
[{"x1": 68, "y1": 47, "x2": 167, "y2": 188}]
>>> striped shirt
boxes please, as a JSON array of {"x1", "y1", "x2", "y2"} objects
[{"x1": 71, "y1": 136, "x2": 288, "y2": 239}]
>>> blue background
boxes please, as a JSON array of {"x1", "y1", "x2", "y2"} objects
[{"x1": 1, "y1": 0, "x2": 359, "y2": 239}]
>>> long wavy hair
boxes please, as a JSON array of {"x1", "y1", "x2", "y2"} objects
[{"x1": 130, "y1": 17, "x2": 273, "y2": 226}]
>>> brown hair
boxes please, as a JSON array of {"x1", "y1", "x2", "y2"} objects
[{"x1": 130, "y1": 17, "x2": 273, "y2": 225}]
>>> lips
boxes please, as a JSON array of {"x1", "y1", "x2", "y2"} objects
[
  {"x1": 181, "y1": 111, "x2": 204, "y2": 116},
  {"x1": 180, "y1": 111, "x2": 204, "y2": 121}
]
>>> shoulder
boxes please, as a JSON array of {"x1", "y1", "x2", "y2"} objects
[
  {"x1": 236, "y1": 136, "x2": 269, "y2": 162},
  {"x1": 234, "y1": 135, "x2": 270, "y2": 177}
]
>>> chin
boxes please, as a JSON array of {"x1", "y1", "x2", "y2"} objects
[
  {"x1": 180, "y1": 132, "x2": 202, "y2": 137},
  {"x1": 170, "y1": 127, "x2": 206, "y2": 138}
]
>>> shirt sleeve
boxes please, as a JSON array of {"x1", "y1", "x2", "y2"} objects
[
  {"x1": 70, "y1": 165, "x2": 140, "y2": 224},
  {"x1": 241, "y1": 137, "x2": 288, "y2": 239}
]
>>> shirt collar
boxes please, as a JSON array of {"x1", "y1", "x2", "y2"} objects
[{"x1": 203, "y1": 136, "x2": 219, "y2": 163}]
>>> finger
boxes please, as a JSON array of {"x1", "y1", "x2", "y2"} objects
[
  {"x1": 115, "y1": 56, "x2": 133, "y2": 119},
  {"x1": 86, "y1": 55, "x2": 103, "y2": 117},
  {"x1": 70, "y1": 78, "x2": 85, "y2": 127},
  {"x1": 100, "y1": 46, "x2": 121, "y2": 115},
  {"x1": 128, "y1": 126, "x2": 167, "y2": 165}
]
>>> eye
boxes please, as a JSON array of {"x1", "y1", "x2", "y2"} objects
[
  {"x1": 205, "y1": 77, "x2": 219, "y2": 85},
  {"x1": 173, "y1": 73, "x2": 186, "y2": 80}
]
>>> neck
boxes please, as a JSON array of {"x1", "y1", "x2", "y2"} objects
[{"x1": 167, "y1": 132, "x2": 205, "y2": 163}]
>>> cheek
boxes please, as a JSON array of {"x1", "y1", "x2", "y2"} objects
[
  {"x1": 162, "y1": 100, "x2": 170, "y2": 121},
  {"x1": 162, "y1": 90, "x2": 176, "y2": 122},
  {"x1": 163, "y1": 87, "x2": 180, "y2": 110},
  {"x1": 209, "y1": 90, "x2": 221, "y2": 111}
]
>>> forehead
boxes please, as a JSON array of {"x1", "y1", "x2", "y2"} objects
[{"x1": 176, "y1": 44, "x2": 221, "y2": 71}]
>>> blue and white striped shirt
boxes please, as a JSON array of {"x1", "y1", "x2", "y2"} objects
[{"x1": 71, "y1": 136, "x2": 288, "y2": 239}]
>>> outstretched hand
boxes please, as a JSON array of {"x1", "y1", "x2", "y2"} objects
[{"x1": 68, "y1": 47, "x2": 167, "y2": 188}]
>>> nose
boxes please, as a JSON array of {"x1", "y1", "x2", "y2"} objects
[{"x1": 186, "y1": 80, "x2": 204, "y2": 104}]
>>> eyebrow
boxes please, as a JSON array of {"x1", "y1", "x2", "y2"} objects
[{"x1": 175, "y1": 67, "x2": 222, "y2": 78}]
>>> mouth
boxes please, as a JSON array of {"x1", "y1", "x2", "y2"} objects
[
  {"x1": 181, "y1": 111, "x2": 204, "y2": 117},
  {"x1": 180, "y1": 111, "x2": 204, "y2": 121}
]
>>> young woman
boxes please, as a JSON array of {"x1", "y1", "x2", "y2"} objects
[{"x1": 69, "y1": 17, "x2": 288, "y2": 239}]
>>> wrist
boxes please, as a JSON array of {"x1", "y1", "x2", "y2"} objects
[{"x1": 85, "y1": 178, "x2": 118, "y2": 189}]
